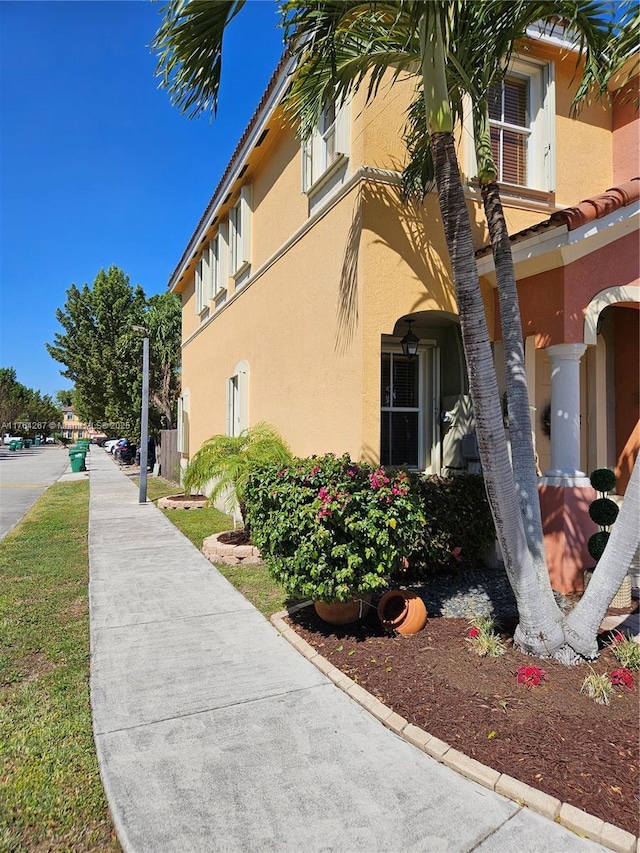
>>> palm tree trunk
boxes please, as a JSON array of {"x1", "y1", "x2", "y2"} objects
[
  {"x1": 563, "y1": 455, "x2": 640, "y2": 658},
  {"x1": 480, "y1": 181, "x2": 556, "y2": 594},
  {"x1": 429, "y1": 131, "x2": 564, "y2": 656}
]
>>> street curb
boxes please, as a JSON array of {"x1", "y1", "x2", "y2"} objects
[{"x1": 271, "y1": 608, "x2": 638, "y2": 853}]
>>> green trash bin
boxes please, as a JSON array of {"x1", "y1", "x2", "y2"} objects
[
  {"x1": 34, "y1": 438, "x2": 41, "y2": 446},
  {"x1": 24, "y1": 439, "x2": 32, "y2": 449},
  {"x1": 69, "y1": 449, "x2": 86, "y2": 473},
  {"x1": 9, "y1": 440, "x2": 17, "y2": 451}
]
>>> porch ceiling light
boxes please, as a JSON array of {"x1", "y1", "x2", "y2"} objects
[{"x1": 401, "y1": 318, "x2": 419, "y2": 358}]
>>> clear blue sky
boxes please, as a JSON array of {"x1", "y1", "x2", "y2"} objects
[{"x1": 0, "y1": 0, "x2": 284, "y2": 399}]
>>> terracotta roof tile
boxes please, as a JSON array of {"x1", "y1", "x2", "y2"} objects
[{"x1": 476, "y1": 177, "x2": 639, "y2": 258}]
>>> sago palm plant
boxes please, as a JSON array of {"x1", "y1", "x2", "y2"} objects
[{"x1": 182, "y1": 422, "x2": 292, "y2": 527}]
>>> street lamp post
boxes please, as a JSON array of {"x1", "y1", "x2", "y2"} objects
[{"x1": 133, "y1": 326, "x2": 149, "y2": 503}]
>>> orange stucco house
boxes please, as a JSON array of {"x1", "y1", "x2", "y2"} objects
[{"x1": 167, "y1": 27, "x2": 639, "y2": 595}]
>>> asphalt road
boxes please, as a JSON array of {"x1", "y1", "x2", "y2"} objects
[{"x1": 0, "y1": 444, "x2": 72, "y2": 540}]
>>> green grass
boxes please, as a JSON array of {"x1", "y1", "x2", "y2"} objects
[
  {"x1": 133, "y1": 478, "x2": 298, "y2": 618},
  {"x1": 0, "y1": 481, "x2": 120, "y2": 853}
]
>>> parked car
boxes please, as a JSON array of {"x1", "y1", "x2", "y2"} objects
[
  {"x1": 104, "y1": 438, "x2": 122, "y2": 453},
  {"x1": 115, "y1": 439, "x2": 136, "y2": 465}
]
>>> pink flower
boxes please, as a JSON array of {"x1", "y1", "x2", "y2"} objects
[
  {"x1": 467, "y1": 627, "x2": 481, "y2": 639},
  {"x1": 610, "y1": 668, "x2": 634, "y2": 689},
  {"x1": 318, "y1": 487, "x2": 331, "y2": 503},
  {"x1": 310, "y1": 465, "x2": 321, "y2": 476},
  {"x1": 452, "y1": 546, "x2": 462, "y2": 562},
  {"x1": 517, "y1": 665, "x2": 548, "y2": 687}
]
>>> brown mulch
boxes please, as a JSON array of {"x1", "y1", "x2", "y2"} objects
[
  {"x1": 287, "y1": 603, "x2": 640, "y2": 837},
  {"x1": 218, "y1": 529, "x2": 252, "y2": 546}
]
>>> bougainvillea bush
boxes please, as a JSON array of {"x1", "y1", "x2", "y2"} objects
[{"x1": 245, "y1": 454, "x2": 424, "y2": 603}]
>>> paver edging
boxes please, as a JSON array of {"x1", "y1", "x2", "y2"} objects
[{"x1": 270, "y1": 608, "x2": 639, "y2": 853}]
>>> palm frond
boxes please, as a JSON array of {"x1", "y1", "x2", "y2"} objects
[{"x1": 153, "y1": 0, "x2": 247, "y2": 118}]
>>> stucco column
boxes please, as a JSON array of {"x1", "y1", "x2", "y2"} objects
[
  {"x1": 544, "y1": 343, "x2": 588, "y2": 482},
  {"x1": 539, "y1": 342, "x2": 595, "y2": 594}
]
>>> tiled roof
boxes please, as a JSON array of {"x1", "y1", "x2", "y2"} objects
[{"x1": 476, "y1": 177, "x2": 640, "y2": 258}]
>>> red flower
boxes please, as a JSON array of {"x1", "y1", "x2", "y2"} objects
[
  {"x1": 467, "y1": 627, "x2": 481, "y2": 639},
  {"x1": 517, "y1": 665, "x2": 548, "y2": 687},
  {"x1": 610, "y1": 668, "x2": 634, "y2": 689}
]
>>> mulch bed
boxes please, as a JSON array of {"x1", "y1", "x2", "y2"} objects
[
  {"x1": 287, "y1": 602, "x2": 639, "y2": 837},
  {"x1": 218, "y1": 529, "x2": 252, "y2": 546}
]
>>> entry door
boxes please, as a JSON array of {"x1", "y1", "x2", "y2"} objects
[{"x1": 380, "y1": 347, "x2": 437, "y2": 470}]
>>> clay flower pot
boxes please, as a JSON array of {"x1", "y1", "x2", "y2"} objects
[
  {"x1": 313, "y1": 596, "x2": 372, "y2": 625},
  {"x1": 377, "y1": 590, "x2": 427, "y2": 635}
]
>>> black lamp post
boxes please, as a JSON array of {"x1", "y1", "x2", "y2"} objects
[
  {"x1": 400, "y1": 318, "x2": 419, "y2": 358},
  {"x1": 132, "y1": 325, "x2": 149, "y2": 504}
]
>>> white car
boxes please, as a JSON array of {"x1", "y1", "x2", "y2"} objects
[{"x1": 104, "y1": 438, "x2": 123, "y2": 453}]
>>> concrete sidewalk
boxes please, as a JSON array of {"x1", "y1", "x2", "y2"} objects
[{"x1": 89, "y1": 449, "x2": 612, "y2": 853}]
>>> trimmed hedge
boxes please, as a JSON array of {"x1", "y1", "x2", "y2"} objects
[{"x1": 408, "y1": 473, "x2": 496, "y2": 575}]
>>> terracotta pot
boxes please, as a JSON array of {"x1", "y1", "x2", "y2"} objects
[
  {"x1": 313, "y1": 595, "x2": 372, "y2": 625},
  {"x1": 377, "y1": 590, "x2": 427, "y2": 635}
]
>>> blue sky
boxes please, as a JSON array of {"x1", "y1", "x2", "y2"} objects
[{"x1": 0, "y1": 0, "x2": 284, "y2": 398}]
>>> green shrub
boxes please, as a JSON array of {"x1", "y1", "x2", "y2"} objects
[
  {"x1": 245, "y1": 454, "x2": 424, "y2": 603},
  {"x1": 588, "y1": 497, "x2": 619, "y2": 528},
  {"x1": 587, "y1": 530, "x2": 610, "y2": 561},
  {"x1": 589, "y1": 467, "x2": 617, "y2": 494},
  {"x1": 408, "y1": 474, "x2": 495, "y2": 574},
  {"x1": 183, "y1": 422, "x2": 292, "y2": 525}
]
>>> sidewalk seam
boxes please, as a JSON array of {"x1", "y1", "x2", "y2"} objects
[
  {"x1": 271, "y1": 608, "x2": 639, "y2": 853},
  {"x1": 92, "y1": 681, "x2": 330, "y2": 737}
]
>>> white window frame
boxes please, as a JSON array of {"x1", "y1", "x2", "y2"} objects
[
  {"x1": 302, "y1": 99, "x2": 350, "y2": 193},
  {"x1": 380, "y1": 348, "x2": 426, "y2": 470},
  {"x1": 229, "y1": 185, "x2": 251, "y2": 278},
  {"x1": 225, "y1": 360, "x2": 249, "y2": 438},
  {"x1": 464, "y1": 58, "x2": 555, "y2": 193}
]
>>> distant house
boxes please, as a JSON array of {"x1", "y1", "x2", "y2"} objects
[
  {"x1": 60, "y1": 406, "x2": 106, "y2": 443},
  {"x1": 166, "y1": 28, "x2": 638, "y2": 594}
]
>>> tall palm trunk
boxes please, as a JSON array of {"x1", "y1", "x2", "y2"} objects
[
  {"x1": 480, "y1": 182, "x2": 557, "y2": 592},
  {"x1": 421, "y1": 12, "x2": 563, "y2": 655},
  {"x1": 563, "y1": 455, "x2": 640, "y2": 658},
  {"x1": 429, "y1": 131, "x2": 565, "y2": 656}
]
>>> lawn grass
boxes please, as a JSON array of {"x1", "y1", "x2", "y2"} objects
[
  {"x1": 133, "y1": 477, "x2": 298, "y2": 618},
  {"x1": 0, "y1": 481, "x2": 120, "y2": 852}
]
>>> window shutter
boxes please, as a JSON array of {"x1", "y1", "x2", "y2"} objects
[
  {"x1": 240, "y1": 184, "x2": 251, "y2": 266},
  {"x1": 194, "y1": 259, "x2": 202, "y2": 314},
  {"x1": 335, "y1": 100, "x2": 349, "y2": 156},
  {"x1": 219, "y1": 223, "x2": 228, "y2": 290}
]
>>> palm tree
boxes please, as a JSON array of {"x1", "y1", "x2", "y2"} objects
[
  {"x1": 152, "y1": 0, "x2": 639, "y2": 659},
  {"x1": 182, "y1": 422, "x2": 292, "y2": 527}
]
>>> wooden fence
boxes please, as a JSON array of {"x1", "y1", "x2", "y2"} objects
[{"x1": 158, "y1": 429, "x2": 181, "y2": 484}]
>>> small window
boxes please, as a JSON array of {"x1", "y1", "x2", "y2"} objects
[
  {"x1": 380, "y1": 351, "x2": 421, "y2": 468},
  {"x1": 229, "y1": 185, "x2": 251, "y2": 277},
  {"x1": 302, "y1": 99, "x2": 349, "y2": 192},
  {"x1": 226, "y1": 361, "x2": 249, "y2": 437},
  {"x1": 488, "y1": 76, "x2": 530, "y2": 186},
  {"x1": 465, "y1": 59, "x2": 554, "y2": 192},
  {"x1": 66, "y1": 411, "x2": 73, "y2": 420}
]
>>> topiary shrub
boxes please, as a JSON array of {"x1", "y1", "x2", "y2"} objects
[
  {"x1": 587, "y1": 468, "x2": 617, "y2": 565},
  {"x1": 589, "y1": 467, "x2": 617, "y2": 494},
  {"x1": 587, "y1": 530, "x2": 610, "y2": 562},
  {"x1": 588, "y1": 497, "x2": 619, "y2": 528},
  {"x1": 245, "y1": 454, "x2": 424, "y2": 603},
  {"x1": 407, "y1": 474, "x2": 496, "y2": 574}
]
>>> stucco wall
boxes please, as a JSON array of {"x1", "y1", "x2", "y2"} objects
[{"x1": 182, "y1": 186, "x2": 364, "y2": 459}]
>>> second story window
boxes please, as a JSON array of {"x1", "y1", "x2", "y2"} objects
[
  {"x1": 466, "y1": 59, "x2": 554, "y2": 194},
  {"x1": 229, "y1": 185, "x2": 251, "y2": 277},
  {"x1": 302, "y1": 99, "x2": 349, "y2": 193},
  {"x1": 488, "y1": 75, "x2": 530, "y2": 186}
]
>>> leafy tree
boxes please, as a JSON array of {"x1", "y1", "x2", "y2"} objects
[
  {"x1": 0, "y1": 368, "x2": 61, "y2": 440},
  {"x1": 152, "y1": 0, "x2": 639, "y2": 660},
  {"x1": 183, "y1": 422, "x2": 293, "y2": 526},
  {"x1": 55, "y1": 389, "x2": 75, "y2": 408},
  {"x1": 146, "y1": 292, "x2": 182, "y2": 430},
  {"x1": 47, "y1": 266, "x2": 182, "y2": 439}
]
